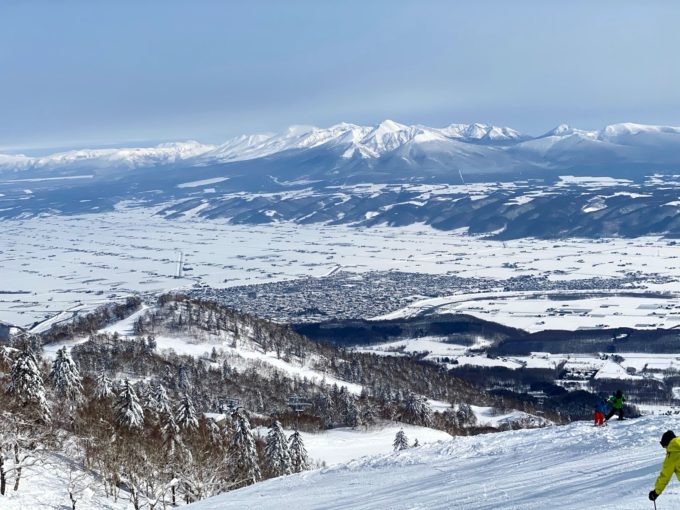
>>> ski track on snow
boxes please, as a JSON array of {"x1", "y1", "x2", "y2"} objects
[{"x1": 188, "y1": 416, "x2": 680, "y2": 510}]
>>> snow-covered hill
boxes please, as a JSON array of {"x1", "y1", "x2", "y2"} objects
[
  {"x1": 189, "y1": 415, "x2": 680, "y2": 510},
  {"x1": 0, "y1": 141, "x2": 214, "y2": 174}
]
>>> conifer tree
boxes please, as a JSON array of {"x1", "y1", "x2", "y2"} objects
[
  {"x1": 0, "y1": 345, "x2": 13, "y2": 371},
  {"x1": 8, "y1": 350, "x2": 50, "y2": 422},
  {"x1": 114, "y1": 379, "x2": 144, "y2": 430},
  {"x1": 177, "y1": 364, "x2": 190, "y2": 390},
  {"x1": 229, "y1": 409, "x2": 261, "y2": 487},
  {"x1": 288, "y1": 430, "x2": 308, "y2": 473},
  {"x1": 264, "y1": 420, "x2": 292, "y2": 477},
  {"x1": 456, "y1": 402, "x2": 477, "y2": 427},
  {"x1": 175, "y1": 394, "x2": 199, "y2": 432},
  {"x1": 49, "y1": 347, "x2": 83, "y2": 404},
  {"x1": 161, "y1": 408, "x2": 183, "y2": 455},
  {"x1": 343, "y1": 395, "x2": 361, "y2": 428},
  {"x1": 94, "y1": 371, "x2": 113, "y2": 400},
  {"x1": 152, "y1": 382, "x2": 172, "y2": 415},
  {"x1": 362, "y1": 403, "x2": 377, "y2": 427},
  {"x1": 401, "y1": 392, "x2": 433, "y2": 426},
  {"x1": 393, "y1": 429, "x2": 409, "y2": 451}
]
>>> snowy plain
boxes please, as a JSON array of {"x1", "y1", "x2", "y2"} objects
[{"x1": 2, "y1": 205, "x2": 680, "y2": 332}]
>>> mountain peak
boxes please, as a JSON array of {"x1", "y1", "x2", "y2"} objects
[
  {"x1": 545, "y1": 124, "x2": 573, "y2": 136},
  {"x1": 374, "y1": 119, "x2": 408, "y2": 132},
  {"x1": 440, "y1": 123, "x2": 523, "y2": 141}
]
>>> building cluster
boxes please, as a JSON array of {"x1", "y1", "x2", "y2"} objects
[{"x1": 189, "y1": 270, "x2": 660, "y2": 323}]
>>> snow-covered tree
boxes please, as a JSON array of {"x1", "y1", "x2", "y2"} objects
[
  {"x1": 229, "y1": 409, "x2": 260, "y2": 487},
  {"x1": 8, "y1": 350, "x2": 50, "y2": 422},
  {"x1": 175, "y1": 394, "x2": 198, "y2": 432},
  {"x1": 264, "y1": 420, "x2": 291, "y2": 477},
  {"x1": 94, "y1": 371, "x2": 113, "y2": 400},
  {"x1": 456, "y1": 403, "x2": 477, "y2": 428},
  {"x1": 177, "y1": 364, "x2": 190, "y2": 390},
  {"x1": 0, "y1": 346, "x2": 14, "y2": 371},
  {"x1": 49, "y1": 347, "x2": 83, "y2": 404},
  {"x1": 288, "y1": 430, "x2": 308, "y2": 473},
  {"x1": 136, "y1": 381, "x2": 153, "y2": 411},
  {"x1": 0, "y1": 410, "x2": 60, "y2": 494},
  {"x1": 114, "y1": 379, "x2": 144, "y2": 430},
  {"x1": 361, "y1": 403, "x2": 377, "y2": 428},
  {"x1": 161, "y1": 409, "x2": 183, "y2": 455},
  {"x1": 393, "y1": 429, "x2": 409, "y2": 451},
  {"x1": 151, "y1": 382, "x2": 172, "y2": 415},
  {"x1": 335, "y1": 390, "x2": 360, "y2": 428},
  {"x1": 401, "y1": 392, "x2": 433, "y2": 426},
  {"x1": 205, "y1": 417, "x2": 225, "y2": 449}
]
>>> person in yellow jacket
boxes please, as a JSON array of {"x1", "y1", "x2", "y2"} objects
[{"x1": 649, "y1": 430, "x2": 680, "y2": 501}]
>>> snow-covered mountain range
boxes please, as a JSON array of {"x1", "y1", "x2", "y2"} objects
[
  {"x1": 2, "y1": 120, "x2": 680, "y2": 238},
  {"x1": 2, "y1": 120, "x2": 680, "y2": 177}
]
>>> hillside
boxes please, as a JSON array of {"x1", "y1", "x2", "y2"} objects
[
  {"x1": 189, "y1": 415, "x2": 680, "y2": 510},
  {"x1": 0, "y1": 295, "x2": 562, "y2": 508}
]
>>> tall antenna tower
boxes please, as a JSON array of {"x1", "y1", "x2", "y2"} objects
[{"x1": 175, "y1": 250, "x2": 184, "y2": 278}]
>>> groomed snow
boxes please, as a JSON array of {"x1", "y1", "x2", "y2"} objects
[
  {"x1": 187, "y1": 415, "x2": 680, "y2": 510},
  {"x1": 253, "y1": 422, "x2": 452, "y2": 467}
]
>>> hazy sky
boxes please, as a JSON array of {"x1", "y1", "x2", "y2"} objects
[{"x1": 1, "y1": 0, "x2": 679, "y2": 150}]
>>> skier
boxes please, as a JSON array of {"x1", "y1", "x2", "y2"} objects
[
  {"x1": 649, "y1": 430, "x2": 680, "y2": 502},
  {"x1": 593, "y1": 398, "x2": 607, "y2": 427},
  {"x1": 605, "y1": 389, "x2": 625, "y2": 421}
]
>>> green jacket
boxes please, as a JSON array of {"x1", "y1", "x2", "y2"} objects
[
  {"x1": 656, "y1": 437, "x2": 680, "y2": 495},
  {"x1": 609, "y1": 394, "x2": 625, "y2": 409}
]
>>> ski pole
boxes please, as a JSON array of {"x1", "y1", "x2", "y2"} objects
[{"x1": 654, "y1": 499, "x2": 657, "y2": 510}]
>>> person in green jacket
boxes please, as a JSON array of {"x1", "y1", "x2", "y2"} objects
[
  {"x1": 605, "y1": 389, "x2": 625, "y2": 421},
  {"x1": 649, "y1": 431, "x2": 680, "y2": 501}
]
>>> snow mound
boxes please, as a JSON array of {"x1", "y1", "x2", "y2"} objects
[{"x1": 188, "y1": 415, "x2": 680, "y2": 509}]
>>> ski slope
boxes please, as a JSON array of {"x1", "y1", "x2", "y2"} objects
[{"x1": 189, "y1": 415, "x2": 680, "y2": 509}]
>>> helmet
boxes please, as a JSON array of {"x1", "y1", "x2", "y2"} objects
[{"x1": 661, "y1": 430, "x2": 676, "y2": 448}]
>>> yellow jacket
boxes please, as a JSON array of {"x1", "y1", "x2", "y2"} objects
[{"x1": 656, "y1": 437, "x2": 680, "y2": 494}]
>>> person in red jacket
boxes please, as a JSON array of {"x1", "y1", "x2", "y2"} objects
[{"x1": 594, "y1": 399, "x2": 607, "y2": 427}]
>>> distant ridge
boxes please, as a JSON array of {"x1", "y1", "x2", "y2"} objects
[{"x1": 3, "y1": 120, "x2": 680, "y2": 176}]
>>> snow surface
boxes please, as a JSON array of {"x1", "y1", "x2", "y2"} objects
[
  {"x1": 1, "y1": 453, "x2": 132, "y2": 509},
  {"x1": 3, "y1": 205, "x2": 680, "y2": 329},
  {"x1": 374, "y1": 292, "x2": 680, "y2": 333},
  {"x1": 253, "y1": 422, "x2": 452, "y2": 467},
  {"x1": 188, "y1": 415, "x2": 680, "y2": 510}
]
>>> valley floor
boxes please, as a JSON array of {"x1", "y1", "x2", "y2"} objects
[
  {"x1": 189, "y1": 415, "x2": 680, "y2": 510},
  {"x1": 3, "y1": 206, "x2": 680, "y2": 331}
]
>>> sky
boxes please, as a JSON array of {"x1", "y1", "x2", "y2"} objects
[{"x1": 1, "y1": 0, "x2": 679, "y2": 151}]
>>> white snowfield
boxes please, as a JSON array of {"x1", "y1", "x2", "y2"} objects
[
  {"x1": 257, "y1": 423, "x2": 452, "y2": 467},
  {"x1": 189, "y1": 416, "x2": 680, "y2": 510},
  {"x1": 3, "y1": 205, "x2": 680, "y2": 328}
]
